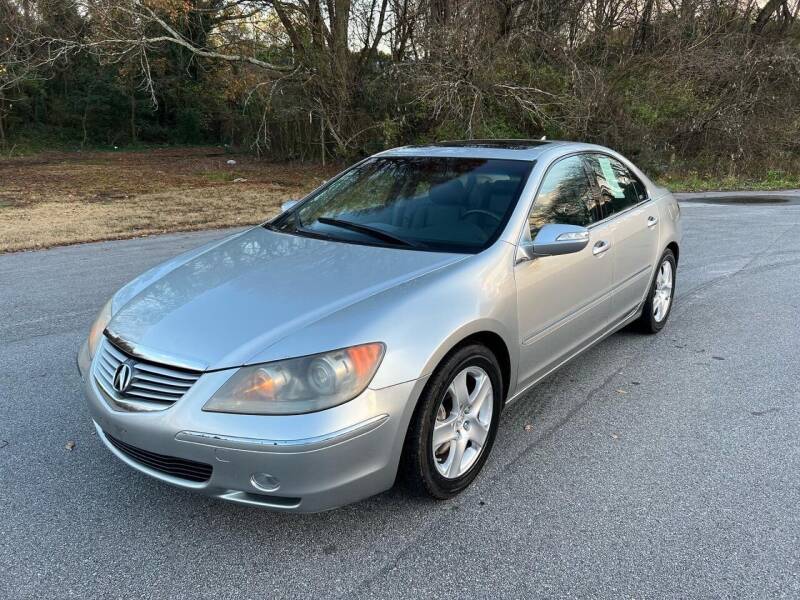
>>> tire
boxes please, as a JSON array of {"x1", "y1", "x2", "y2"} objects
[
  {"x1": 399, "y1": 344, "x2": 503, "y2": 499},
  {"x1": 635, "y1": 248, "x2": 677, "y2": 334}
]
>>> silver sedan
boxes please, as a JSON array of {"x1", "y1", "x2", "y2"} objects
[{"x1": 78, "y1": 139, "x2": 681, "y2": 511}]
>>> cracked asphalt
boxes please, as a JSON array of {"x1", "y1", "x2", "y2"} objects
[{"x1": 2, "y1": 200, "x2": 799, "y2": 599}]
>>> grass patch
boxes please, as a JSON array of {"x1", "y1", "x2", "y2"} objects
[
  {"x1": 201, "y1": 170, "x2": 236, "y2": 182},
  {"x1": 0, "y1": 147, "x2": 339, "y2": 253},
  {"x1": 656, "y1": 170, "x2": 800, "y2": 192}
]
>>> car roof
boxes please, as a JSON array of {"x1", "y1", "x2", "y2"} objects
[{"x1": 377, "y1": 139, "x2": 597, "y2": 161}]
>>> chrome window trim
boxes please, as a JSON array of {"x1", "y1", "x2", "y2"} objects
[{"x1": 587, "y1": 196, "x2": 654, "y2": 230}]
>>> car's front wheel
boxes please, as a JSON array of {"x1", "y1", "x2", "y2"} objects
[
  {"x1": 399, "y1": 344, "x2": 503, "y2": 499},
  {"x1": 636, "y1": 248, "x2": 677, "y2": 333}
]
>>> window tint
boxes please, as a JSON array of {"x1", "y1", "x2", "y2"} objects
[
  {"x1": 277, "y1": 157, "x2": 533, "y2": 253},
  {"x1": 585, "y1": 154, "x2": 646, "y2": 217},
  {"x1": 528, "y1": 155, "x2": 600, "y2": 237}
]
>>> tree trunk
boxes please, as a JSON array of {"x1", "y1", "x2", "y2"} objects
[
  {"x1": 320, "y1": 111, "x2": 326, "y2": 166},
  {"x1": 0, "y1": 90, "x2": 6, "y2": 152},
  {"x1": 130, "y1": 92, "x2": 137, "y2": 143},
  {"x1": 81, "y1": 104, "x2": 88, "y2": 150},
  {"x1": 752, "y1": 0, "x2": 785, "y2": 33},
  {"x1": 633, "y1": 0, "x2": 655, "y2": 50}
]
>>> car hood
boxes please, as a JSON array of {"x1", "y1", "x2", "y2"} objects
[{"x1": 107, "y1": 226, "x2": 465, "y2": 370}]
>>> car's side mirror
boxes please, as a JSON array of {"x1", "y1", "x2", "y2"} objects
[
  {"x1": 281, "y1": 199, "x2": 299, "y2": 213},
  {"x1": 516, "y1": 223, "x2": 590, "y2": 263}
]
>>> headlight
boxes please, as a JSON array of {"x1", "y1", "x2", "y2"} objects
[
  {"x1": 87, "y1": 299, "x2": 113, "y2": 359},
  {"x1": 203, "y1": 343, "x2": 385, "y2": 415}
]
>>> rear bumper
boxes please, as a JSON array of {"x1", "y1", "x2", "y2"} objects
[{"x1": 80, "y1": 344, "x2": 425, "y2": 512}]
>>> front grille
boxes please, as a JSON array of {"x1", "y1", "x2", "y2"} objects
[
  {"x1": 94, "y1": 338, "x2": 201, "y2": 410},
  {"x1": 105, "y1": 432, "x2": 213, "y2": 483}
]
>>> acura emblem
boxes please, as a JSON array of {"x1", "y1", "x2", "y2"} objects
[{"x1": 112, "y1": 362, "x2": 134, "y2": 393}]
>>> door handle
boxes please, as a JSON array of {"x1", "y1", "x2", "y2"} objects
[
  {"x1": 647, "y1": 215, "x2": 658, "y2": 228},
  {"x1": 592, "y1": 240, "x2": 610, "y2": 256}
]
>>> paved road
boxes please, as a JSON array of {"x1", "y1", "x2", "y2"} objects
[
  {"x1": 675, "y1": 189, "x2": 800, "y2": 204},
  {"x1": 2, "y1": 202, "x2": 799, "y2": 599}
]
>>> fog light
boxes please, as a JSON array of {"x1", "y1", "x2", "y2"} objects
[{"x1": 251, "y1": 472, "x2": 281, "y2": 492}]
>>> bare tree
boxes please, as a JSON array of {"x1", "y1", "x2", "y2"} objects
[{"x1": 27, "y1": 0, "x2": 401, "y2": 155}]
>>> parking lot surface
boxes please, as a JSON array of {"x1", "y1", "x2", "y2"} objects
[{"x1": 2, "y1": 201, "x2": 799, "y2": 598}]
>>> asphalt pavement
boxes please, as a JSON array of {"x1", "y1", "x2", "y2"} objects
[{"x1": 2, "y1": 199, "x2": 799, "y2": 599}]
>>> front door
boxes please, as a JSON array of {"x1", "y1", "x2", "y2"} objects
[{"x1": 515, "y1": 154, "x2": 615, "y2": 390}]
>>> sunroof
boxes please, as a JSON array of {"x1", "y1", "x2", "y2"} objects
[{"x1": 433, "y1": 139, "x2": 551, "y2": 149}]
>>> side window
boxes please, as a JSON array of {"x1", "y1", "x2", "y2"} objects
[
  {"x1": 528, "y1": 155, "x2": 600, "y2": 238},
  {"x1": 585, "y1": 154, "x2": 646, "y2": 218}
]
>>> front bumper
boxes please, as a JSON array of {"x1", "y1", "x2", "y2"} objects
[{"x1": 79, "y1": 344, "x2": 425, "y2": 512}]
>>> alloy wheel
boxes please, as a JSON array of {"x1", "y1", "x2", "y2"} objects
[
  {"x1": 431, "y1": 366, "x2": 494, "y2": 479},
  {"x1": 653, "y1": 259, "x2": 674, "y2": 322}
]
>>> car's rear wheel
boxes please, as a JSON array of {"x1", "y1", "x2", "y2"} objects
[
  {"x1": 636, "y1": 248, "x2": 677, "y2": 333},
  {"x1": 399, "y1": 344, "x2": 503, "y2": 499}
]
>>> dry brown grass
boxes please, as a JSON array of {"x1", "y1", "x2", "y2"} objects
[{"x1": 0, "y1": 147, "x2": 339, "y2": 253}]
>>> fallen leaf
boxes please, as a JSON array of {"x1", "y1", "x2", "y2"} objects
[{"x1": 65, "y1": 440, "x2": 76, "y2": 451}]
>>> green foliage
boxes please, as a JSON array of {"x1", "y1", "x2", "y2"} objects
[
  {"x1": 2, "y1": 0, "x2": 799, "y2": 186},
  {"x1": 656, "y1": 168, "x2": 800, "y2": 192}
]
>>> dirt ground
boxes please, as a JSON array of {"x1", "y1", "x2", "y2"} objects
[{"x1": 0, "y1": 147, "x2": 339, "y2": 253}]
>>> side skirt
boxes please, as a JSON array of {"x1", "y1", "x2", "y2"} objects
[{"x1": 504, "y1": 304, "x2": 642, "y2": 406}]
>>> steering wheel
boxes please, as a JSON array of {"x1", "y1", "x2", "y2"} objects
[{"x1": 462, "y1": 209, "x2": 502, "y2": 224}]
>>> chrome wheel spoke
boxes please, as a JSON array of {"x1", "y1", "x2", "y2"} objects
[
  {"x1": 448, "y1": 371, "x2": 470, "y2": 411},
  {"x1": 467, "y1": 418, "x2": 490, "y2": 446},
  {"x1": 432, "y1": 419, "x2": 458, "y2": 449},
  {"x1": 468, "y1": 374, "x2": 491, "y2": 415},
  {"x1": 446, "y1": 436, "x2": 468, "y2": 478}
]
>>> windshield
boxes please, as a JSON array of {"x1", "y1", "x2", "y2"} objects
[{"x1": 272, "y1": 156, "x2": 534, "y2": 253}]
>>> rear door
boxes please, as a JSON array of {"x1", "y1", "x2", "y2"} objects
[
  {"x1": 515, "y1": 154, "x2": 615, "y2": 389},
  {"x1": 584, "y1": 154, "x2": 661, "y2": 324}
]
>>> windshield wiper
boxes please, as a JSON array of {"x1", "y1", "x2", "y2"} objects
[
  {"x1": 266, "y1": 214, "x2": 339, "y2": 242},
  {"x1": 316, "y1": 217, "x2": 421, "y2": 249}
]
